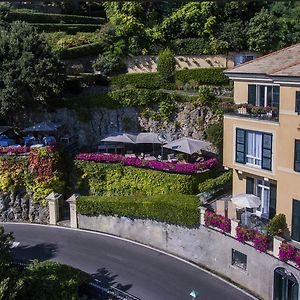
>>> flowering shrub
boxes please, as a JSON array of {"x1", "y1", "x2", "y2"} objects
[
  {"x1": 253, "y1": 232, "x2": 270, "y2": 252},
  {"x1": 76, "y1": 153, "x2": 217, "y2": 174},
  {"x1": 236, "y1": 226, "x2": 255, "y2": 243},
  {"x1": 204, "y1": 210, "x2": 231, "y2": 233},
  {"x1": 220, "y1": 101, "x2": 278, "y2": 115},
  {"x1": 0, "y1": 146, "x2": 30, "y2": 155},
  {"x1": 279, "y1": 242, "x2": 297, "y2": 262}
]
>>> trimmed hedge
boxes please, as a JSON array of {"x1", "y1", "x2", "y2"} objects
[
  {"x1": 8, "y1": 11, "x2": 104, "y2": 24},
  {"x1": 198, "y1": 170, "x2": 232, "y2": 193},
  {"x1": 74, "y1": 161, "x2": 213, "y2": 196},
  {"x1": 111, "y1": 68, "x2": 229, "y2": 90},
  {"x1": 34, "y1": 23, "x2": 101, "y2": 33},
  {"x1": 58, "y1": 42, "x2": 104, "y2": 59},
  {"x1": 77, "y1": 194, "x2": 200, "y2": 226}
]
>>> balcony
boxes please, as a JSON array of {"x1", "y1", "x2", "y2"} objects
[{"x1": 221, "y1": 102, "x2": 279, "y2": 122}]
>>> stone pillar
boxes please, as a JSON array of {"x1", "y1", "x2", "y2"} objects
[
  {"x1": 273, "y1": 236, "x2": 284, "y2": 258},
  {"x1": 230, "y1": 219, "x2": 240, "y2": 237},
  {"x1": 67, "y1": 194, "x2": 80, "y2": 229},
  {"x1": 199, "y1": 206, "x2": 207, "y2": 226},
  {"x1": 46, "y1": 192, "x2": 62, "y2": 225}
]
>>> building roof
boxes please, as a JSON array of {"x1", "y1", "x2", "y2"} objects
[{"x1": 225, "y1": 43, "x2": 300, "y2": 77}]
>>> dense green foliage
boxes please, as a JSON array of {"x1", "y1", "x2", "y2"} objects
[
  {"x1": 207, "y1": 122, "x2": 224, "y2": 150},
  {"x1": 8, "y1": 10, "x2": 104, "y2": 24},
  {"x1": 157, "y1": 48, "x2": 176, "y2": 83},
  {"x1": 0, "y1": 21, "x2": 65, "y2": 117},
  {"x1": 74, "y1": 161, "x2": 212, "y2": 196},
  {"x1": 111, "y1": 68, "x2": 228, "y2": 90},
  {"x1": 59, "y1": 42, "x2": 103, "y2": 59},
  {"x1": 77, "y1": 194, "x2": 200, "y2": 226},
  {"x1": 198, "y1": 171, "x2": 232, "y2": 193},
  {"x1": 33, "y1": 23, "x2": 101, "y2": 34},
  {"x1": 267, "y1": 214, "x2": 287, "y2": 237}
]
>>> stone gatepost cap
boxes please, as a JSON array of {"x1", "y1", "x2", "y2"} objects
[
  {"x1": 46, "y1": 192, "x2": 62, "y2": 201},
  {"x1": 66, "y1": 193, "x2": 80, "y2": 204}
]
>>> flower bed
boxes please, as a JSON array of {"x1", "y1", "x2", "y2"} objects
[
  {"x1": 0, "y1": 146, "x2": 30, "y2": 155},
  {"x1": 204, "y1": 210, "x2": 231, "y2": 233},
  {"x1": 76, "y1": 153, "x2": 217, "y2": 174},
  {"x1": 279, "y1": 242, "x2": 300, "y2": 268},
  {"x1": 235, "y1": 225, "x2": 270, "y2": 252}
]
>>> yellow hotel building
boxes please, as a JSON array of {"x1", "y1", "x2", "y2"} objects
[{"x1": 223, "y1": 43, "x2": 300, "y2": 242}]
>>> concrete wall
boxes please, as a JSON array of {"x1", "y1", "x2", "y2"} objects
[{"x1": 78, "y1": 214, "x2": 300, "y2": 300}]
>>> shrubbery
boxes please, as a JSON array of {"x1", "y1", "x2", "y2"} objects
[
  {"x1": 58, "y1": 42, "x2": 104, "y2": 59},
  {"x1": 77, "y1": 194, "x2": 200, "y2": 226},
  {"x1": 74, "y1": 161, "x2": 213, "y2": 196},
  {"x1": 33, "y1": 23, "x2": 101, "y2": 34},
  {"x1": 8, "y1": 10, "x2": 104, "y2": 24},
  {"x1": 198, "y1": 171, "x2": 232, "y2": 193},
  {"x1": 111, "y1": 68, "x2": 229, "y2": 90},
  {"x1": 157, "y1": 48, "x2": 176, "y2": 83}
]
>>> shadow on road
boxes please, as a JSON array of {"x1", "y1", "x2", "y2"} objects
[
  {"x1": 91, "y1": 267, "x2": 132, "y2": 292},
  {"x1": 13, "y1": 243, "x2": 57, "y2": 261}
]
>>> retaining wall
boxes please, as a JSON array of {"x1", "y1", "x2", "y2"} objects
[{"x1": 78, "y1": 214, "x2": 300, "y2": 300}]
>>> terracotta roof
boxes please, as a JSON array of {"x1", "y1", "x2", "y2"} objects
[{"x1": 225, "y1": 43, "x2": 300, "y2": 76}]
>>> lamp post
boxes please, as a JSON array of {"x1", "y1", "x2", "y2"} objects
[{"x1": 157, "y1": 132, "x2": 168, "y2": 160}]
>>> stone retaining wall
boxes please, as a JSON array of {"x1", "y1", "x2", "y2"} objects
[{"x1": 78, "y1": 214, "x2": 300, "y2": 300}]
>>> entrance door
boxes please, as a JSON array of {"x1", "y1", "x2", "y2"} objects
[{"x1": 274, "y1": 268, "x2": 299, "y2": 300}]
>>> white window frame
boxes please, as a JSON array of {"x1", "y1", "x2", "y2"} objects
[
  {"x1": 255, "y1": 179, "x2": 270, "y2": 218},
  {"x1": 245, "y1": 131, "x2": 262, "y2": 168},
  {"x1": 252, "y1": 84, "x2": 279, "y2": 107}
]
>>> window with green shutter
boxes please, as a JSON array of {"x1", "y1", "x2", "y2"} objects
[
  {"x1": 248, "y1": 84, "x2": 256, "y2": 105},
  {"x1": 246, "y1": 177, "x2": 254, "y2": 194},
  {"x1": 269, "y1": 183, "x2": 277, "y2": 219},
  {"x1": 296, "y1": 92, "x2": 300, "y2": 114},
  {"x1": 272, "y1": 86, "x2": 280, "y2": 109},
  {"x1": 262, "y1": 133, "x2": 272, "y2": 171},
  {"x1": 292, "y1": 199, "x2": 300, "y2": 242},
  {"x1": 236, "y1": 128, "x2": 246, "y2": 164},
  {"x1": 294, "y1": 140, "x2": 300, "y2": 172}
]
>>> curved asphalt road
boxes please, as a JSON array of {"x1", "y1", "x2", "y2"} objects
[{"x1": 2, "y1": 223, "x2": 255, "y2": 300}]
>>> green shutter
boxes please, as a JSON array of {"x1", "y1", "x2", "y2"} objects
[
  {"x1": 296, "y1": 91, "x2": 300, "y2": 113},
  {"x1": 272, "y1": 86, "x2": 280, "y2": 109},
  {"x1": 236, "y1": 128, "x2": 246, "y2": 164},
  {"x1": 262, "y1": 133, "x2": 272, "y2": 171},
  {"x1": 294, "y1": 140, "x2": 300, "y2": 172},
  {"x1": 292, "y1": 199, "x2": 300, "y2": 242},
  {"x1": 248, "y1": 84, "x2": 256, "y2": 105},
  {"x1": 246, "y1": 177, "x2": 254, "y2": 194},
  {"x1": 269, "y1": 183, "x2": 277, "y2": 219}
]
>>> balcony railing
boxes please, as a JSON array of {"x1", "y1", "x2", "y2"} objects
[{"x1": 221, "y1": 102, "x2": 279, "y2": 122}]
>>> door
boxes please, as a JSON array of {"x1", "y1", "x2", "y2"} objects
[{"x1": 274, "y1": 268, "x2": 299, "y2": 300}]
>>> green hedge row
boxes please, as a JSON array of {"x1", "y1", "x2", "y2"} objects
[
  {"x1": 58, "y1": 42, "x2": 103, "y2": 59},
  {"x1": 8, "y1": 11, "x2": 104, "y2": 24},
  {"x1": 77, "y1": 194, "x2": 200, "y2": 226},
  {"x1": 111, "y1": 68, "x2": 229, "y2": 90},
  {"x1": 74, "y1": 161, "x2": 213, "y2": 196},
  {"x1": 34, "y1": 23, "x2": 101, "y2": 33},
  {"x1": 198, "y1": 170, "x2": 232, "y2": 193}
]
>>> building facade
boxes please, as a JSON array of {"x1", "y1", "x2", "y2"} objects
[{"x1": 223, "y1": 43, "x2": 300, "y2": 242}]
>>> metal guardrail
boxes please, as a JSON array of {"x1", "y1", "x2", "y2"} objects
[{"x1": 88, "y1": 279, "x2": 140, "y2": 300}]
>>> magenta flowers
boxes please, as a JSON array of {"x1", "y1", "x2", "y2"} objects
[
  {"x1": 0, "y1": 146, "x2": 30, "y2": 155},
  {"x1": 204, "y1": 210, "x2": 231, "y2": 233},
  {"x1": 76, "y1": 153, "x2": 217, "y2": 174}
]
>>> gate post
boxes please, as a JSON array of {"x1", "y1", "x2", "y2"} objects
[
  {"x1": 67, "y1": 194, "x2": 79, "y2": 229},
  {"x1": 46, "y1": 192, "x2": 62, "y2": 225}
]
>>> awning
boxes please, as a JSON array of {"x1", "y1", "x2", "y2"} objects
[{"x1": 163, "y1": 137, "x2": 211, "y2": 154}]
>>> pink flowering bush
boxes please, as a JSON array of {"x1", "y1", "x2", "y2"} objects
[
  {"x1": 0, "y1": 146, "x2": 30, "y2": 155},
  {"x1": 279, "y1": 242, "x2": 297, "y2": 262},
  {"x1": 252, "y1": 231, "x2": 270, "y2": 252},
  {"x1": 76, "y1": 153, "x2": 217, "y2": 174},
  {"x1": 204, "y1": 210, "x2": 231, "y2": 233},
  {"x1": 236, "y1": 226, "x2": 255, "y2": 243}
]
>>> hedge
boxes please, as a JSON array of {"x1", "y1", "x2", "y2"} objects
[
  {"x1": 74, "y1": 161, "x2": 213, "y2": 196},
  {"x1": 111, "y1": 68, "x2": 229, "y2": 90},
  {"x1": 77, "y1": 194, "x2": 200, "y2": 226},
  {"x1": 8, "y1": 11, "x2": 104, "y2": 24},
  {"x1": 198, "y1": 170, "x2": 232, "y2": 193},
  {"x1": 58, "y1": 42, "x2": 104, "y2": 59},
  {"x1": 33, "y1": 23, "x2": 101, "y2": 33}
]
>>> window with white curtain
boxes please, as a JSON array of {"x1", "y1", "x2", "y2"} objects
[
  {"x1": 246, "y1": 131, "x2": 262, "y2": 167},
  {"x1": 256, "y1": 179, "x2": 270, "y2": 217}
]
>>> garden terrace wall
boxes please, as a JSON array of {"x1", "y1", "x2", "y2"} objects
[
  {"x1": 77, "y1": 213, "x2": 300, "y2": 300},
  {"x1": 74, "y1": 161, "x2": 214, "y2": 196}
]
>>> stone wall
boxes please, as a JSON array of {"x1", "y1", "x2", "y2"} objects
[
  {"x1": 0, "y1": 191, "x2": 49, "y2": 224},
  {"x1": 78, "y1": 214, "x2": 300, "y2": 300}
]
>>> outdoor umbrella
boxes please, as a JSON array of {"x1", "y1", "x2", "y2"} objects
[
  {"x1": 231, "y1": 193, "x2": 261, "y2": 209},
  {"x1": 135, "y1": 132, "x2": 162, "y2": 144},
  {"x1": 163, "y1": 137, "x2": 211, "y2": 155},
  {"x1": 23, "y1": 121, "x2": 61, "y2": 132},
  {"x1": 101, "y1": 133, "x2": 137, "y2": 144}
]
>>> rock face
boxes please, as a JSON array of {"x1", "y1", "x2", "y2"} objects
[{"x1": 0, "y1": 191, "x2": 49, "y2": 224}]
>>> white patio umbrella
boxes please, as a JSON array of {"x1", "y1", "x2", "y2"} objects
[
  {"x1": 231, "y1": 193, "x2": 261, "y2": 209},
  {"x1": 163, "y1": 137, "x2": 211, "y2": 155},
  {"x1": 101, "y1": 133, "x2": 137, "y2": 144},
  {"x1": 23, "y1": 121, "x2": 61, "y2": 132},
  {"x1": 135, "y1": 132, "x2": 161, "y2": 144}
]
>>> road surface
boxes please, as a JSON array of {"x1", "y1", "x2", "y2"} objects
[{"x1": 2, "y1": 223, "x2": 255, "y2": 300}]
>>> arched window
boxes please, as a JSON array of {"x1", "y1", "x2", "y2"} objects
[{"x1": 274, "y1": 267, "x2": 299, "y2": 300}]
